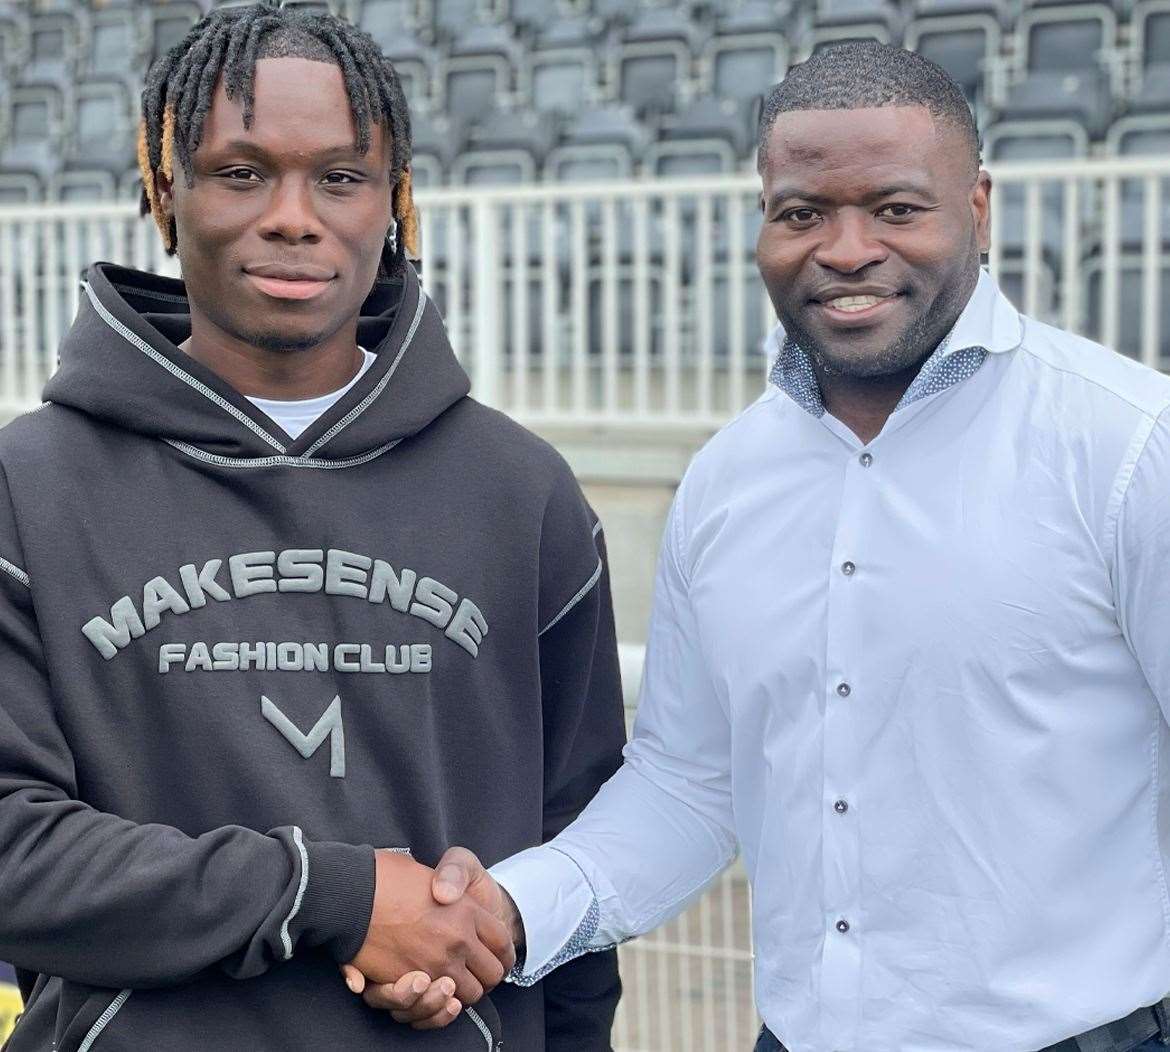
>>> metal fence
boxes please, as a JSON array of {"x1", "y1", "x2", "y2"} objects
[
  {"x1": 1, "y1": 159, "x2": 1169, "y2": 1047},
  {"x1": 612, "y1": 643, "x2": 758, "y2": 1052},
  {"x1": 1, "y1": 157, "x2": 1168, "y2": 424}
]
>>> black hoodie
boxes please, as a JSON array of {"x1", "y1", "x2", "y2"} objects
[{"x1": 0, "y1": 249, "x2": 625, "y2": 1051}]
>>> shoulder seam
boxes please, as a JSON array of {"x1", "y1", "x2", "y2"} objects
[{"x1": 1017, "y1": 340, "x2": 1170, "y2": 421}]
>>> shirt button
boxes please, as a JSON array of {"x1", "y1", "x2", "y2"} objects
[
  {"x1": 836, "y1": 682, "x2": 851, "y2": 697},
  {"x1": 834, "y1": 799, "x2": 849, "y2": 814},
  {"x1": 841, "y1": 561, "x2": 855, "y2": 576},
  {"x1": 836, "y1": 919, "x2": 850, "y2": 933},
  {"x1": 859, "y1": 452, "x2": 873, "y2": 467}
]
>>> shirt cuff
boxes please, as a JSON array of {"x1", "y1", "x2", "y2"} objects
[{"x1": 490, "y1": 845, "x2": 596, "y2": 982}]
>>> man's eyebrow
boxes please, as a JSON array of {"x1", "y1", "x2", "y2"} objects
[
  {"x1": 765, "y1": 183, "x2": 936, "y2": 209},
  {"x1": 209, "y1": 139, "x2": 366, "y2": 160}
]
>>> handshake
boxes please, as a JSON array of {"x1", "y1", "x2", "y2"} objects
[{"x1": 339, "y1": 847, "x2": 523, "y2": 1030}]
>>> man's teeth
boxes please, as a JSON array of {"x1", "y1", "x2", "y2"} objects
[{"x1": 825, "y1": 294, "x2": 893, "y2": 312}]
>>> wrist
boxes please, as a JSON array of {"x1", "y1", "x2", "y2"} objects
[{"x1": 500, "y1": 884, "x2": 525, "y2": 948}]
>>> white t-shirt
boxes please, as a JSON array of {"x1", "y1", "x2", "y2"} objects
[{"x1": 246, "y1": 349, "x2": 376, "y2": 440}]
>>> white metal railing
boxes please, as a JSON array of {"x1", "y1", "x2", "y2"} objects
[
  {"x1": 613, "y1": 643, "x2": 759, "y2": 1052},
  {"x1": 1, "y1": 158, "x2": 1167, "y2": 428}
]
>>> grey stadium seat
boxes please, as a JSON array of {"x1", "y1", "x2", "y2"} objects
[
  {"x1": 906, "y1": 14, "x2": 999, "y2": 105},
  {"x1": 705, "y1": 32, "x2": 789, "y2": 102},
  {"x1": 524, "y1": 48, "x2": 598, "y2": 115},
  {"x1": 1132, "y1": 2, "x2": 1170, "y2": 112},
  {"x1": 1106, "y1": 117, "x2": 1170, "y2": 249},
  {"x1": 21, "y1": 9, "x2": 78, "y2": 86},
  {"x1": 148, "y1": 3, "x2": 201, "y2": 64},
  {"x1": 0, "y1": 85, "x2": 64, "y2": 197},
  {"x1": 84, "y1": 5, "x2": 141, "y2": 78},
  {"x1": 657, "y1": 95, "x2": 754, "y2": 160},
  {"x1": 987, "y1": 121, "x2": 1089, "y2": 262}
]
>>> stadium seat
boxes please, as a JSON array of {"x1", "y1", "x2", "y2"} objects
[
  {"x1": 536, "y1": 12, "x2": 607, "y2": 49},
  {"x1": 0, "y1": 85, "x2": 64, "y2": 195},
  {"x1": 408, "y1": 110, "x2": 469, "y2": 180},
  {"x1": 359, "y1": 2, "x2": 428, "y2": 52},
  {"x1": 815, "y1": 0, "x2": 903, "y2": 38},
  {"x1": 0, "y1": 4, "x2": 28, "y2": 81},
  {"x1": 0, "y1": 172, "x2": 41, "y2": 204},
  {"x1": 1084, "y1": 254, "x2": 1170, "y2": 364},
  {"x1": 613, "y1": 43, "x2": 689, "y2": 117},
  {"x1": 611, "y1": 7, "x2": 703, "y2": 117},
  {"x1": 1001, "y1": 5, "x2": 1117, "y2": 134},
  {"x1": 703, "y1": 32, "x2": 789, "y2": 103},
  {"x1": 523, "y1": 48, "x2": 598, "y2": 115},
  {"x1": 443, "y1": 57, "x2": 512, "y2": 121},
  {"x1": 713, "y1": 0, "x2": 801, "y2": 35},
  {"x1": 21, "y1": 9, "x2": 78, "y2": 86},
  {"x1": 1139, "y1": 1, "x2": 1170, "y2": 64},
  {"x1": 658, "y1": 96, "x2": 754, "y2": 160},
  {"x1": 906, "y1": 14, "x2": 1000, "y2": 105},
  {"x1": 987, "y1": 120, "x2": 1089, "y2": 260},
  {"x1": 910, "y1": 0, "x2": 1015, "y2": 21},
  {"x1": 544, "y1": 142, "x2": 635, "y2": 183},
  {"x1": 1130, "y1": 1, "x2": 1170, "y2": 112},
  {"x1": 806, "y1": 22, "x2": 895, "y2": 58},
  {"x1": 432, "y1": 0, "x2": 483, "y2": 39},
  {"x1": 645, "y1": 138, "x2": 738, "y2": 177},
  {"x1": 84, "y1": 5, "x2": 142, "y2": 78},
  {"x1": 506, "y1": 0, "x2": 570, "y2": 32},
  {"x1": 53, "y1": 169, "x2": 118, "y2": 202},
  {"x1": 468, "y1": 107, "x2": 559, "y2": 158},
  {"x1": 147, "y1": 3, "x2": 202, "y2": 64},
  {"x1": 451, "y1": 150, "x2": 535, "y2": 184},
  {"x1": 449, "y1": 21, "x2": 522, "y2": 61},
  {"x1": 1105, "y1": 115, "x2": 1170, "y2": 248}
]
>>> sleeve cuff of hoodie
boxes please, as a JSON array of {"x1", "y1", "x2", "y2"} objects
[
  {"x1": 295, "y1": 840, "x2": 376, "y2": 964},
  {"x1": 490, "y1": 845, "x2": 598, "y2": 983}
]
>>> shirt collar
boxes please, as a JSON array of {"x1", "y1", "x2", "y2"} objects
[{"x1": 765, "y1": 269, "x2": 1024, "y2": 419}]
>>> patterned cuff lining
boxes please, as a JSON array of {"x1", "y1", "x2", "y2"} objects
[{"x1": 507, "y1": 896, "x2": 611, "y2": 987}]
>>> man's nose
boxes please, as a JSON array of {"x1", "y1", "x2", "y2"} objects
[
  {"x1": 812, "y1": 211, "x2": 886, "y2": 273},
  {"x1": 258, "y1": 179, "x2": 323, "y2": 243}
]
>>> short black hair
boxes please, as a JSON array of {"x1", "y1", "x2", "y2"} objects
[
  {"x1": 137, "y1": 1, "x2": 418, "y2": 261},
  {"x1": 757, "y1": 41, "x2": 982, "y2": 176}
]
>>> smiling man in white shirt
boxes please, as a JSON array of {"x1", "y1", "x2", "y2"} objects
[{"x1": 355, "y1": 40, "x2": 1170, "y2": 1052}]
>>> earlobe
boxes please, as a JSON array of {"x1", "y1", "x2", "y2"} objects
[{"x1": 155, "y1": 173, "x2": 173, "y2": 216}]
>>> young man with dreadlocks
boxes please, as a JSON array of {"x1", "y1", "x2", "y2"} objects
[{"x1": 0, "y1": 5, "x2": 623, "y2": 1050}]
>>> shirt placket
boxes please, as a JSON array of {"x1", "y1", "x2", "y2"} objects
[{"x1": 819, "y1": 444, "x2": 872, "y2": 1051}]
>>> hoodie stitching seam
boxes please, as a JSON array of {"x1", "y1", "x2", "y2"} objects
[
  {"x1": 82, "y1": 283, "x2": 287, "y2": 454},
  {"x1": 279, "y1": 827, "x2": 309, "y2": 960},
  {"x1": 463, "y1": 1007, "x2": 494, "y2": 1051},
  {"x1": 164, "y1": 438, "x2": 400, "y2": 470},
  {"x1": 77, "y1": 989, "x2": 132, "y2": 1052},
  {"x1": 300, "y1": 290, "x2": 428, "y2": 458},
  {"x1": 109, "y1": 283, "x2": 189, "y2": 305},
  {"x1": 538, "y1": 558, "x2": 602, "y2": 636},
  {"x1": 0, "y1": 557, "x2": 30, "y2": 588}
]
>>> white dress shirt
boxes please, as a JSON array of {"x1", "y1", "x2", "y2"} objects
[{"x1": 492, "y1": 269, "x2": 1170, "y2": 1052}]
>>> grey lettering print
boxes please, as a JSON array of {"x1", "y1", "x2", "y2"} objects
[
  {"x1": 261, "y1": 694, "x2": 346, "y2": 778},
  {"x1": 83, "y1": 546, "x2": 489, "y2": 661}
]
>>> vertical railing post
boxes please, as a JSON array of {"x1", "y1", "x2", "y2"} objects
[{"x1": 472, "y1": 198, "x2": 501, "y2": 408}]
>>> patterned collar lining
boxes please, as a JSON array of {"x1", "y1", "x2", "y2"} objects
[{"x1": 768, "y1": 328, "x2": 989, "y2": 419}]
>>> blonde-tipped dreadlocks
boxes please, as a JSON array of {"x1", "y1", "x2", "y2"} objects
[{"x1": 136, "y1": 1, "x2": 420, "y2": 267}]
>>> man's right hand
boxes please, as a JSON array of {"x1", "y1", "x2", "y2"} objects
[{"x1": 345, "y1": 849, "x2": 516, "y2": 1007}]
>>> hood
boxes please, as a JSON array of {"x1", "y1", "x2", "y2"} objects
[{"x1": 44, "y1": 241, "x2": 471, "y2": 463}]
